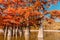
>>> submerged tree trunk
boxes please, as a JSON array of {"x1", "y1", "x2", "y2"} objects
[
  {"x1": 15, "y1": 26, "x2": 18, "y2": 40},
  {"x1": 18, "y1": 27, "x2": 22, "y2": 37},
  {"x1": 18, "y1": 29, "x2": 22, "y2": 37},
  {"x1": 38, "y1": 26, "x2": 43, "y2": 40},
  {"x1": 7, "y1": 27, "x2": 11, "y2": 40},
  {"x1": 4, "y1": 26, "x2": 7, "y2": 40},
  {"x1": 13, "y1": 27, "x2": 15, "y2": 38},
  {"x1": 25, "y1": 27, "x2": 29, "y2": 40},
  {"x1": 38, "y1": 20, "x2": 43, "y2": 40}
]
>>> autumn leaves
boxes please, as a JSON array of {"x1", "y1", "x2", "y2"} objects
[
  {"x1": 0, "y1": 6, "x2": 43, "y2": 28},
  {"x1": 0, "y1": 0, "x2": 60, "y2": 28}
]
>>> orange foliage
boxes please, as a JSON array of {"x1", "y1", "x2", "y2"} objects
[
  {"x1": 0, "y1": 0, "x2": 60, "y2": 28},
  {"x1": 0, "y1": 0, "x2": 3, "y2": 3},
  {"x1": 50, "y1": 10, "x2": 60, "y2": 18}
]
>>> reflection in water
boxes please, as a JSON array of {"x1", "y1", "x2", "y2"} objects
[
  {"x1": 38, "y1": 37, "x2": 43, "y2": 40},
  {"x1": 4, "y1": 27, "x2": 7, "y2": 40},
  {"x1": 13, "y1": 28, "x2": 15, "y2": 38},
  {"x1": 25, "y1": 28, "x2": 29, "y2": 40},
  {"x1": 19, "y1": 30, "x2": 22, "y2": 37},
  {"x1": 38, "y1": 28, "x2": 43, "y2": 40},
  {"x1": 7, "y1": 29, "x2": 11, "y2": 40},
  {"x1": 15, "y1": 27, "x2": 18, "y2": 40},
  {"x1": 2, "y1": 30, "x2": 39, "y2": 40}
]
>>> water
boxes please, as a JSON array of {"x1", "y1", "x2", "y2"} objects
[
  {"x1": 0, "y1": 32, "x2": 38, "y2": 40},
  {"x1": 44, "y1": 32, "x2": 60, "y2": 40}
]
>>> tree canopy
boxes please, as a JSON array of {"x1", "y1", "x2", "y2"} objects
[{"x1": 0, "y1": 0, "x2": 60, "y2": 28}]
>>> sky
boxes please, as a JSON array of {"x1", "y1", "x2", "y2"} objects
[
  {"x1": 45, "y1": 1, "x2": 60, "y2": 22},
  {"x1": 47, "y1": 1, "x2": 60, "y2": 10}
]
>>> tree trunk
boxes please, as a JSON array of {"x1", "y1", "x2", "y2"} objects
[
  {"x1": 13, "y1": 27, "x2": 15, "y2": 38},
  {"x1": 38, "y1": 25, "x2": 43, "y2": 40},
  {"x1": 7, "y1": 28, "x2": 11, "y2": 40},
  {"x1": 15, "y1": 27, "x2": 18, "y2": 40},
  {"x1": 25, "y1": 27, "x2": 29, "y2": 40},
  {"x1": 4, "y1": 26, "x2": 7, "y2": 40},
  {"x1": 18, "y1": 28, "x2": 22, "y2": 37}
]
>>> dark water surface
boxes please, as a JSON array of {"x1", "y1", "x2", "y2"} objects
[{"x1": 0, "y1": 32, "x2": 38, "y2": 40}]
